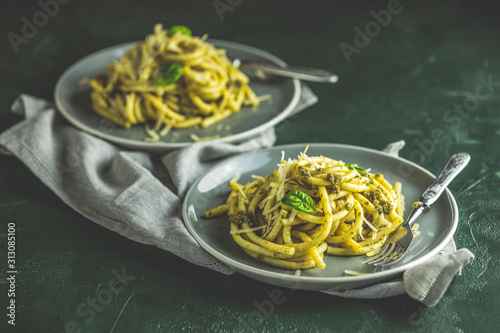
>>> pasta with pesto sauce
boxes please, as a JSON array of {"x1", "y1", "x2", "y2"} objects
[
  {"x1": 204, "y1": 147, "x2": 407, "y2": 271},
  {"x1": 88, "y1": 24, "x2": 260, "y2": 135}
]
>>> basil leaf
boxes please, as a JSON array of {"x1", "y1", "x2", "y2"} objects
[
  {"x1": 281, "y1": 190, "x2": 316, "y2": 215},
  {"x1": 156, "y1": 64, "x2": 183, "y2": 86},
  {"x1": 169, "y1": 25, "x2": 192, "y2": 36},
  {"x1": 345, "y1": 163, "x2": 367, "y2": 174}
]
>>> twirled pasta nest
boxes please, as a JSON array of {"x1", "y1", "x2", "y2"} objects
[
  {"x1": 205, "y1": 148, "x2": 409, "y2": 271},
  {"x1": 89, "y1": 24, "x2": 260, "y2": 134}
]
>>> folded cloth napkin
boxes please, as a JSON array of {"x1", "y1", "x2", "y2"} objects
[
  {"x1": 0, "y1": 92, "x2": 473, "y2": 306},
  {"x1": 0, "y1": 84, "x2": 316, "y2": 274}
]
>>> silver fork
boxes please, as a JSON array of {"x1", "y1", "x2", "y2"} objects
[
  {"x1": 232, "y1": 58, "x2": 339, "y2": 83},
  {"x1": 363, "y1": 152, "x2": 471, "y2": 266}
]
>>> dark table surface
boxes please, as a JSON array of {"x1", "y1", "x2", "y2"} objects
[{"x1": 1, "y1": 0, "x2": 499, "y2": 332}]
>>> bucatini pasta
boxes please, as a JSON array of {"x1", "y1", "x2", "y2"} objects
[
  {"x1": 88, "y1": 24, "x2": 260, "y2": 136},
  {"x1": 204, "y1": 147, "x2": 407, "y2": 271}
]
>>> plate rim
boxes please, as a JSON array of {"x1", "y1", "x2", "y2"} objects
[
  {"x1": 182, "y1": 143, "x2": 459, "y2": 286},
  {"x1": 54, "y1": 39, "x2": 301, "y2": 150}
]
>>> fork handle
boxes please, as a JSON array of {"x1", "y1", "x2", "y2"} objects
[
  {"x1": 237, "y1": 60, "x2": 339, "y2": 83},
  {"x1": 420, "y1": 152, "x2": 471, "y2": 207}
]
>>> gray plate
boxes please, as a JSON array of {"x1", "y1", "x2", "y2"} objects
[
  {"x1": 182, "y1": 143, "x2": 458, "y2": 291},
  {"x1": 54, "y1": 40, "x2": 301, "y2": 153}
]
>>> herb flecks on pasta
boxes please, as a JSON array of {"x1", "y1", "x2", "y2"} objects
[
  {"x1": 204, "y1": 147, "x2": 407, "y2": 271},
  {"x1": 89, "y1": 24, "x2": 260, "y2": 131}
]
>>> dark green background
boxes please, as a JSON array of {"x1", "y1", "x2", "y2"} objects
[{"x1": 1, "y1": 0, "x2": 499, "y2": 332}]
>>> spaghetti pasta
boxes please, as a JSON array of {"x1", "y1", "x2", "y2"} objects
[
  {"x1": 204, "y1": 147, "x2": 407, "y2": 271},
  {"x1": 88, "y1": 24, "x2": 260, "y2": 131}
]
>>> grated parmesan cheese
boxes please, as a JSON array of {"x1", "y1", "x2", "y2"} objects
[
  {"x1": 412, "y1": 223, "x2": 420, "y2": 237},
  {"x1": 362, "y1": 216, "x2": 379, "y2": 232},
  {"x1": 190, "y1": 134, "x2": 221, "y2": 142},
  {"x1": 237, "y1": 184, "x2": 249, "y2": 203},
  {"x1": 257, "y1": 94, "x2": 272, "y2": 102},
  {"x1": 230, "y1": 173, "x2": 241, "y2": 183},
  {"x1": 366, "y1": 248, "x2": 382, "y2": 257},
  {"x1": 258, "y1": 195, "x2": 273, "y2": 209},
  {"x1": 358, "y1": 226, "x2": 364, "y2": 240},
  {"x1": 266, "y1": 202, "x2": 281, "y2": 215},
  {"x1": 344, "y1": 270, "x2": 370, "y2": 276},
  {"x1": 298, "y1": 145, "x2": 310, "y2": 162}
]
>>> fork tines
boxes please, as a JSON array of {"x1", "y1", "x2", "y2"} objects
[{"x1": 363, "y1": 244, "x2": 406, "y2": 266}]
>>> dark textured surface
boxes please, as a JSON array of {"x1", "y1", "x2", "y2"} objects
[{"x1": 1, "y1": 0, "x2": 499, "y2": 332}]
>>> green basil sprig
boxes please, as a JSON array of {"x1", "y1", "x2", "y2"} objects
[
  {"x1": 345, "y1": 163, "x2": 367, "y2": 174},
  {"x1": 281, "y1": 190, "x2": 316, "y2": 215},
  {"x1": 156, "y1": 64, "x2": 183, "y2": 86},
  {"x1": 169, "y1": 25, "x2": 192, "y2": 36}
]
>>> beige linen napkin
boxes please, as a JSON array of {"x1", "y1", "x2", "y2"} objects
[{"x1": 0, "y1": 93, "x2": 473, "y2": 306}]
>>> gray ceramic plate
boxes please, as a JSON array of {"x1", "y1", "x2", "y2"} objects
[
  {"x1": 54, "y1": 40, "x2": 301, "y2": 153},
  {"x1": 182, "y1": 143, "x2": 459, "y2": 291}
]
